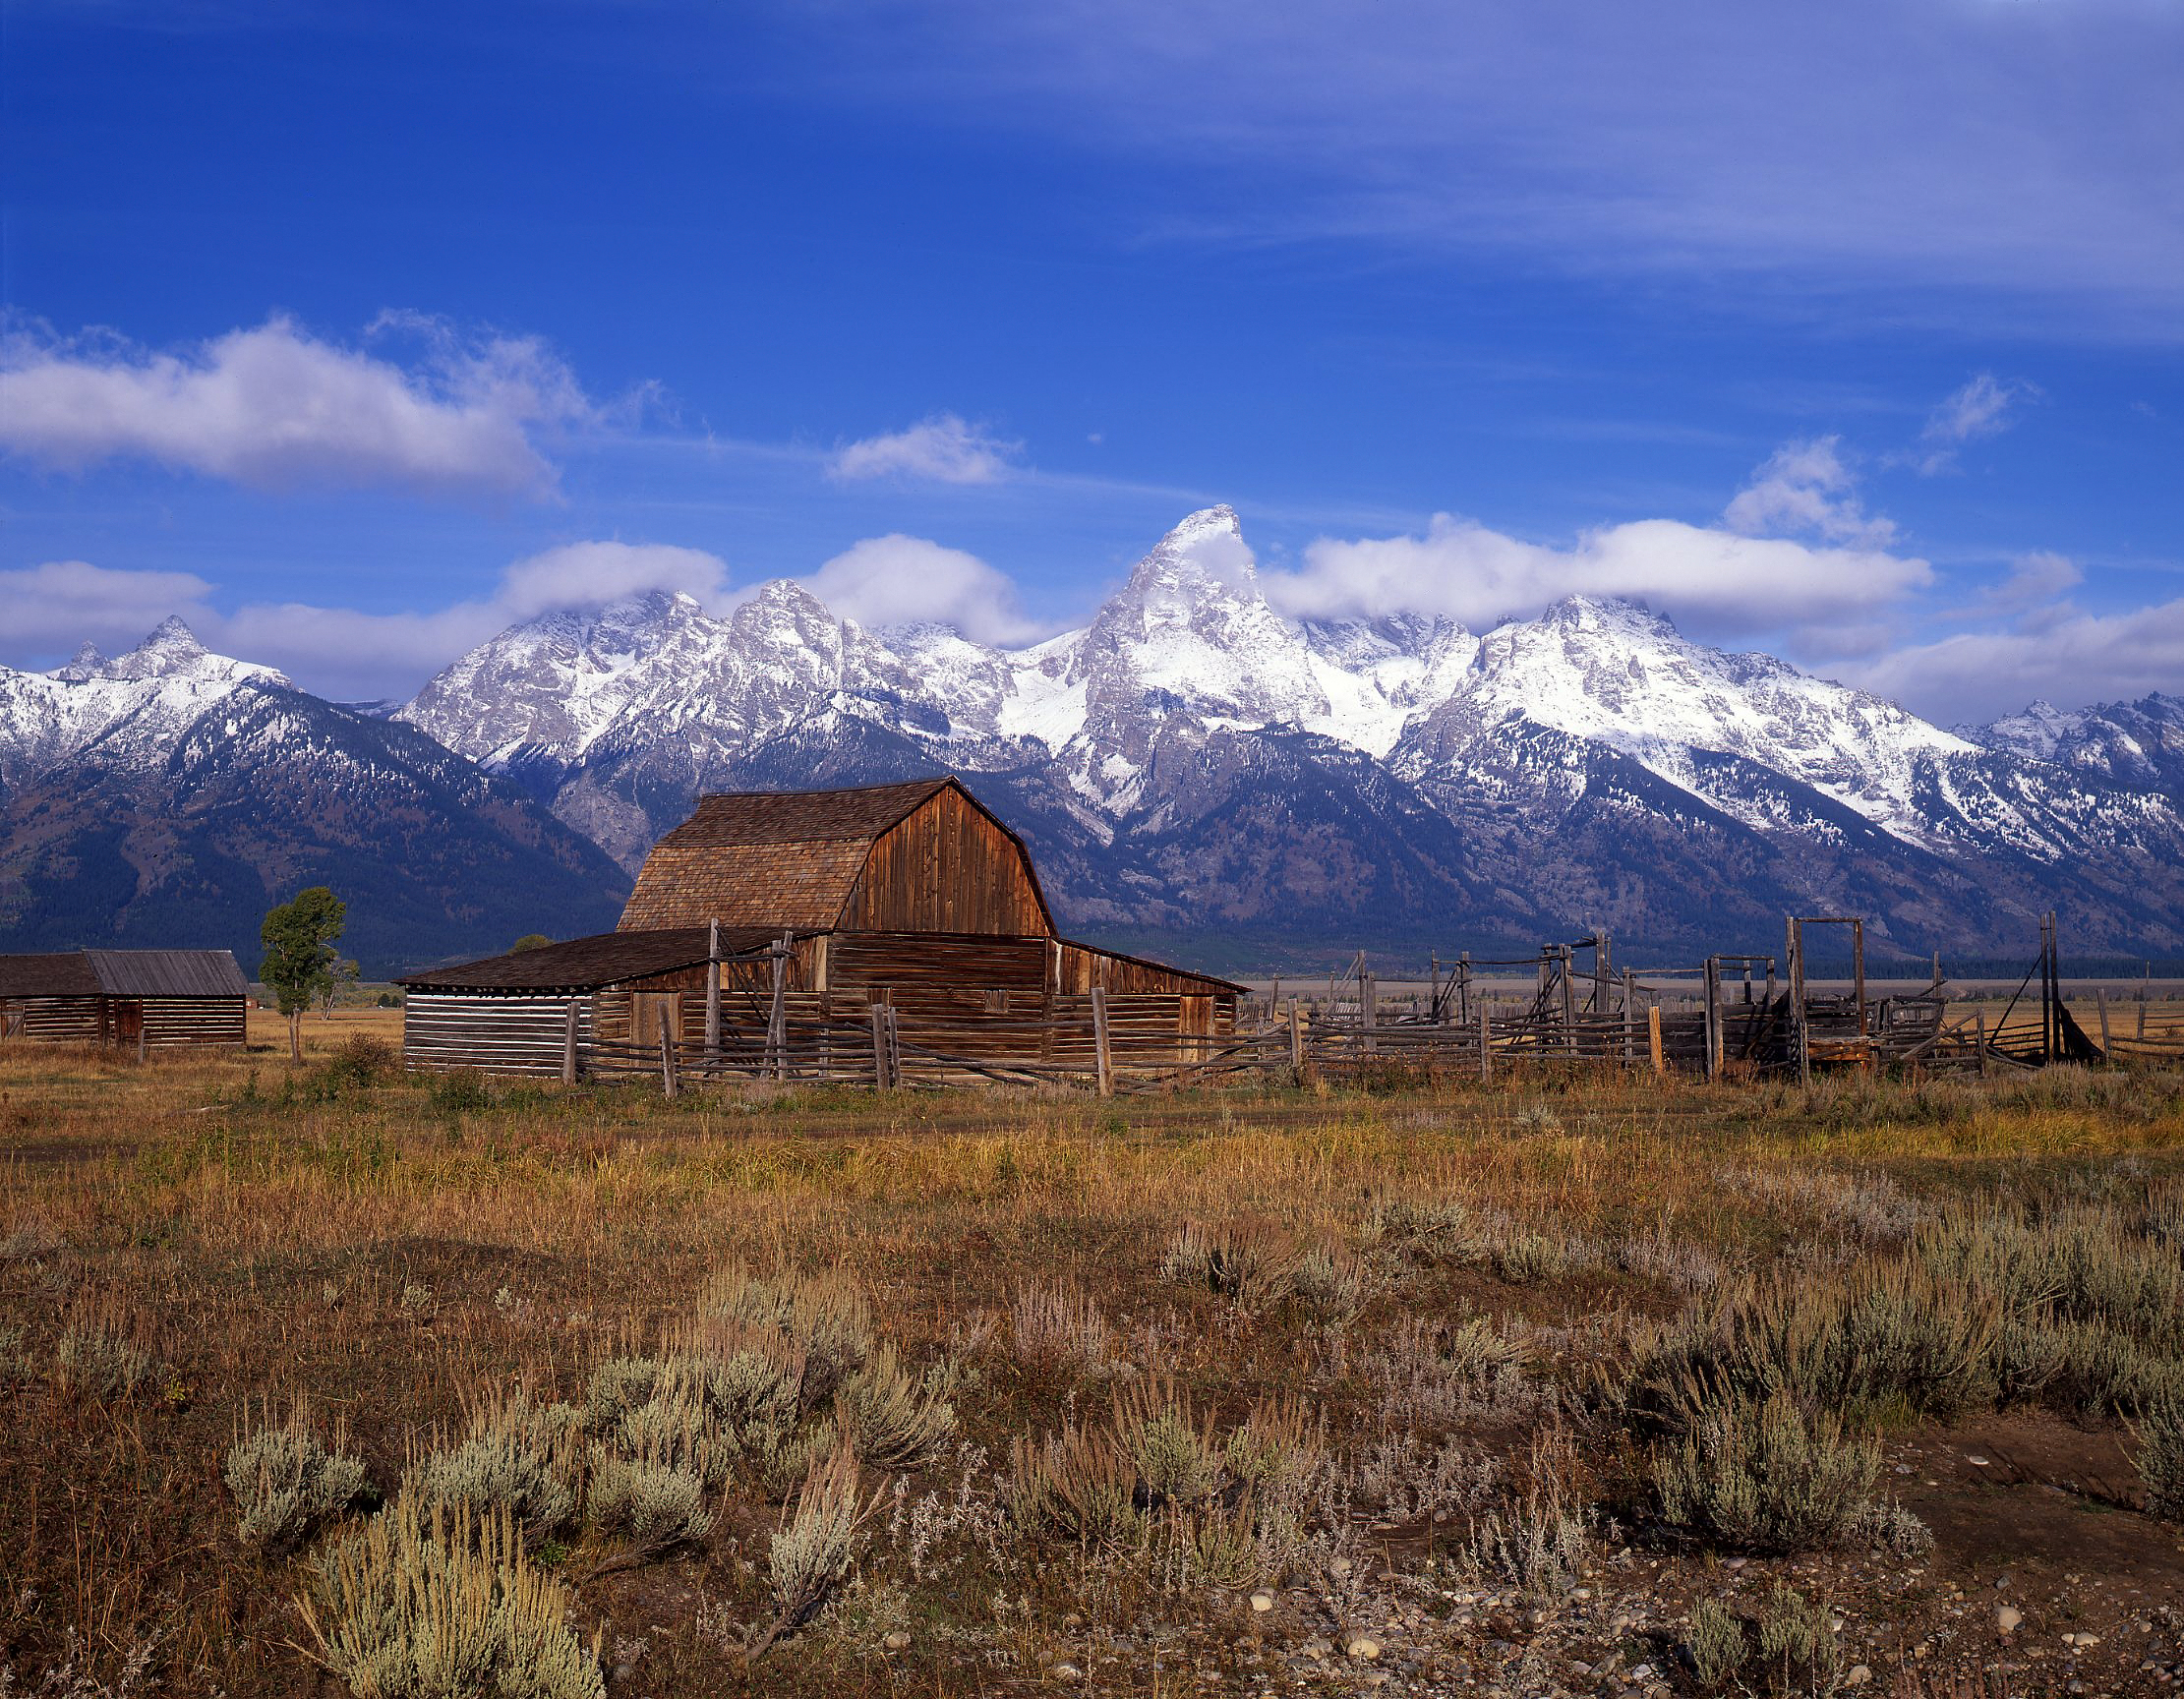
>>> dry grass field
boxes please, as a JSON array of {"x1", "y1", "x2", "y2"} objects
[{"x1": 4, "y1": 1017, "x2": 2184, "y2": 1698}]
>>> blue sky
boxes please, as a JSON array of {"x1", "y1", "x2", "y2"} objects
[{"x1": 2, "y1": 0, "x2": 2179, "y2": 719}]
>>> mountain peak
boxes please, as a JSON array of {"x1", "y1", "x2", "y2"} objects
[
  {"x1": 1125, "y1": 504, "x2": 1258, "y2": 605},
  {"x1": 55, "y1": 641, "x2": 106, "y2": 682}
]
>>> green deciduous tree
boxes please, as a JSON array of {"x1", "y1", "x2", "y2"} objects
[{"x1": 262, "y1": 887, "x2": 347, "y2": 1062}]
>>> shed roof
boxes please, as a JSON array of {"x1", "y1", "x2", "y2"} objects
[
  {"x1": 0, "y1": 950, "x2": 246, "y2": 999},
  {"x1": 84, "y1": 950, "x2": 249, "y2": 999},
  {"x1": 398, "y1": 926, "x2": 796, "y2": 992},
  {"x1": 0, "y1": 953, "x2": 101, "y2": 998}
]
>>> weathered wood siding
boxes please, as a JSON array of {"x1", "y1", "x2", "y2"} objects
[
  {"x1": 0, "y1": 995, "x2": 102, "y2": 1043},
  {"x1": 838, "y1": 790, "x2": 1051, "y2": 936},
  {"x1": 137, "y1": 998, "x2": 247, "y2": 1048},
  {"x1": 0, "y1": 995, "x2": 244, "y2": 1047},
  {"x1": 403, "y1": 993, "x2": 593, "y2": 1075}
]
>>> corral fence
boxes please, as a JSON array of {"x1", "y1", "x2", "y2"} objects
[{"x1": 410, "y1": 909, "x2": 2175, "y2": 1095}]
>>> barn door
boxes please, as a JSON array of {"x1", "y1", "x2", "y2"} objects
[
  {"x1": 114, "y1": 1000, "x2": 145, "y2": 1050},
  {"x1": 631, "y1": 993, "x2": 680, "y2": 1055}
]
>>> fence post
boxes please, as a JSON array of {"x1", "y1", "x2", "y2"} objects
[
  {"x1": 705, "y1": 917, "x2": 721, "y2": 1065},
  {"x1": 1457, "y1": 952, "x2": 1471, "y2": 1027},
  {"x1": 1288, "y1": 1000, "x2": 1304, "y2": 1084},
  {"x1": 1594, "y1": 932, "x2": 1611, "y2": 1016},
  {"x1": 1362, "y1": 970, "x2": 1378, "y2": 1054},
  {"x1": 1622, "y1": 969, "x2": 1635, "y2": 1064},
  {"x1": 886, "y1": 1004, "x2": 902, "y2": 1089},
  {"x1": 768, "y1": 932, "x2": 790, "y2": 1083},
  {"x1": 1648, "y1": 1004, "x2": 1664, "y2": 1076},
  {"x1": 1703, "y1": 956, "x2": 1722, "y2": 1081},
  {"x1": 1560, "y1": 946, "x2": 1576, "y2": 1051},
  {"x1": 1092, "y1": 986, "x2": 1113, "y2": 1097},
  {"x1": 1477, "y1": 1001, "x2": 1493, "y2": 1083},
  {"x1": 1975, "y1": 1010, "x2": 1989, "y2": 1079},
  {"x1": 2097, "y1": 986, "x2": 2111, "y2": 1057},
  {"x1": 659, "y1": 1024, "x2": 677, "y2": 1099},
  {"x1": 871, "y1": 1003, "x2": 891, "y2": 1090},
  {"x1": 562, "y1": 999, "x2": 578, "y2": 1086}
]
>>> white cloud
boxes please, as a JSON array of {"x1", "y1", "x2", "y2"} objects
[
  {"x1": 1261, "y1": 511, "x2": 1930, "y2": 634},
  {"x1": 1910, "y1": 373, "x2": 2037, "y2": 473},
  {"x1": 1722, "y1": 436, "x2": 1897, "y2": 548},
  {"x1": 1981, "y1": 550, "x2": 2083, "y2": 612},
  {"x1": 803, "y1": 534, "x2": 1044, "y2": 644},
  {"x1": 496, "y1": 541, "x2": 731, "y2": 618},
  {"x1": 1854, "y1": 596, "x2": 2184, "y2": 725},
  {"x1": 0, "y1": 315, "x2": 603, "y2": 498},
  {"x1": 827, "y1": 414, "x2": 1022, "y2": 484},
  {"x1": 0, "y1": 560, "x2": 217, "y2": 656},
  {"x1": 1, "y1": 540, "x2": 738, "y2": 701}
]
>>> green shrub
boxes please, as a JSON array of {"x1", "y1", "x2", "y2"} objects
[
  {"x1": 755, "y1": 1443, "x2": 877, "y2": 1657},
  {"x1": 832, "y1": 1344, "x2": 956, "y2": 1472},
  {"x1": 414, "y1": 1391, "x2": 584, "y2": 1542},
  {"x1": 586, "y1": 1446, "x2": 715, "y2": 1554},
  {"x1": 1756, "y1": 1582, "x2": 1839, "y2": 1690},
  {"x1": 1158, "y1": 1218, "x2": 1299, "y2": 1307},
  {"x1": 54, "y1": 1322, "x2": 156, "y2": 1402},
  {"x1": 2133, "y1": 1392, "x2": 2184, "y2": 1520},
  {"x1": 1686, "y1": 1598, "x2": 1749, "y2": 1691},
  {"x1": 301, "y1": 1497, "x2": 603, "y2": 1699},
  {"x1": 1633, "y1": 1259, "x2": 1996, "y2": 1431},
  {"x1": 1651, "y1": 1392, "x2": 1877, "y2": 1554},
  {"x1": 700, "y1": 1263, "x2": 870, "y2": 1405},
  {"x1": 226, "y1": 1404, "x2": 371, "y2": 1554},
  {"x1": 1114, "y1": 1381, "x2": 1222, "y2": 1507},
  {"x1": 1008, "y1": 1425, "x2": 1142, "y2": 1547},
  {"x1": 428, "y1": 1069, "x2": 493, "y2": 1115}
]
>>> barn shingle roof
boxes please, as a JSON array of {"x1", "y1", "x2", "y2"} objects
[
  {"x1": 651, "y1": 779, "x2": 954, "y2": 850},
  {"x1": 398, "y1": 926, "x2": 797, "y2": 992},
  {"x1": 0, "y1": 954, "x2": 100, "y2": 998}
]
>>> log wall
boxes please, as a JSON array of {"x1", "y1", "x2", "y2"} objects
[{"x1": 402, "y1": 993, "x2": 593, "y2": 1075}]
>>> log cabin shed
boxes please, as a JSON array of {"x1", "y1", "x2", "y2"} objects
[
  {"x1": 0, "y1": 949, "x2": 250, "y2": 1048},
  {"x1": 398, "y1": 777, "x2": 1242, "y2": 1079}
]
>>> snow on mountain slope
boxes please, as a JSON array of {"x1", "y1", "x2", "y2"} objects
[
  {"x1": 1976, "y1": 694, "x2": 2184, "y2": 793},
  {"x1": 1389, "y1": 596, "x2": 1977, "y2": 846},
  {"x1": 0, "y1": 617, "x2": 289, "y2": 791}
]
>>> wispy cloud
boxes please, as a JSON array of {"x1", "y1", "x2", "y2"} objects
[
  {"x1": 778, "y1": 0, "x2": 2184, "y2": 328},
  {"x1": 827, "y1": 414, "x2": 1022, "y2": 485},
  {"x1": 0, "y1": 313, "x2": 611, "y2": 498},
  {"x1": 1908, "y1": 373, "x2": 2038, "y2": 474},
  {"x1": 0, "y1": 560, "x2": 218, "y2": 656},
  {"x1": 1855, "y1": 596, "x2": 2184, "y2": 726}
]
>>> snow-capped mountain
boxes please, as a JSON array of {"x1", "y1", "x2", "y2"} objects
[
  {"x1": 9, "y1": 508, "x2": 2182, "y2": 968},
  {"x1": 386, "y1": 506, "x2": 2184, "y2": 958},
  {"x1": 0, "y1": 616, "x2": 288, "y2": 793},
  {"x1": 0, "y1": 623, "x2": 628, "y2": 973}
]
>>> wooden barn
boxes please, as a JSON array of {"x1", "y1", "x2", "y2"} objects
[
  {"x1": 0, "y1": 949, "x2": 250, "y2": 1050},
  {"x1": 399, "y1": 778, "x2": 1241, "y2": 1082}
]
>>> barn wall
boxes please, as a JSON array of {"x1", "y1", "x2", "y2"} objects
[
  {"x1": 0, "y1": 995, "x2": 102, "y2": 1043},
  {"x1": 402, "y1": 993, "x2": 593, "y2": 1075},
  {"x1": 138, "y1": 998, "x2": 248, "y2": 1047},
  {"x1": 828, "y1": 931, "x2": 1050, "y2": 993},
  {"x1": 839, "y1": 790, "x2": 1050, "y2": 937}
]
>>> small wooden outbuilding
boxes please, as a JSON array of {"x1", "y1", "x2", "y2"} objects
[
  {"x1": 399, "y1": 778, "x2": 1241, "y2": 1079},
  {"x1": 0, "y1": 949, "x2": 250, "y2": 1049}
]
